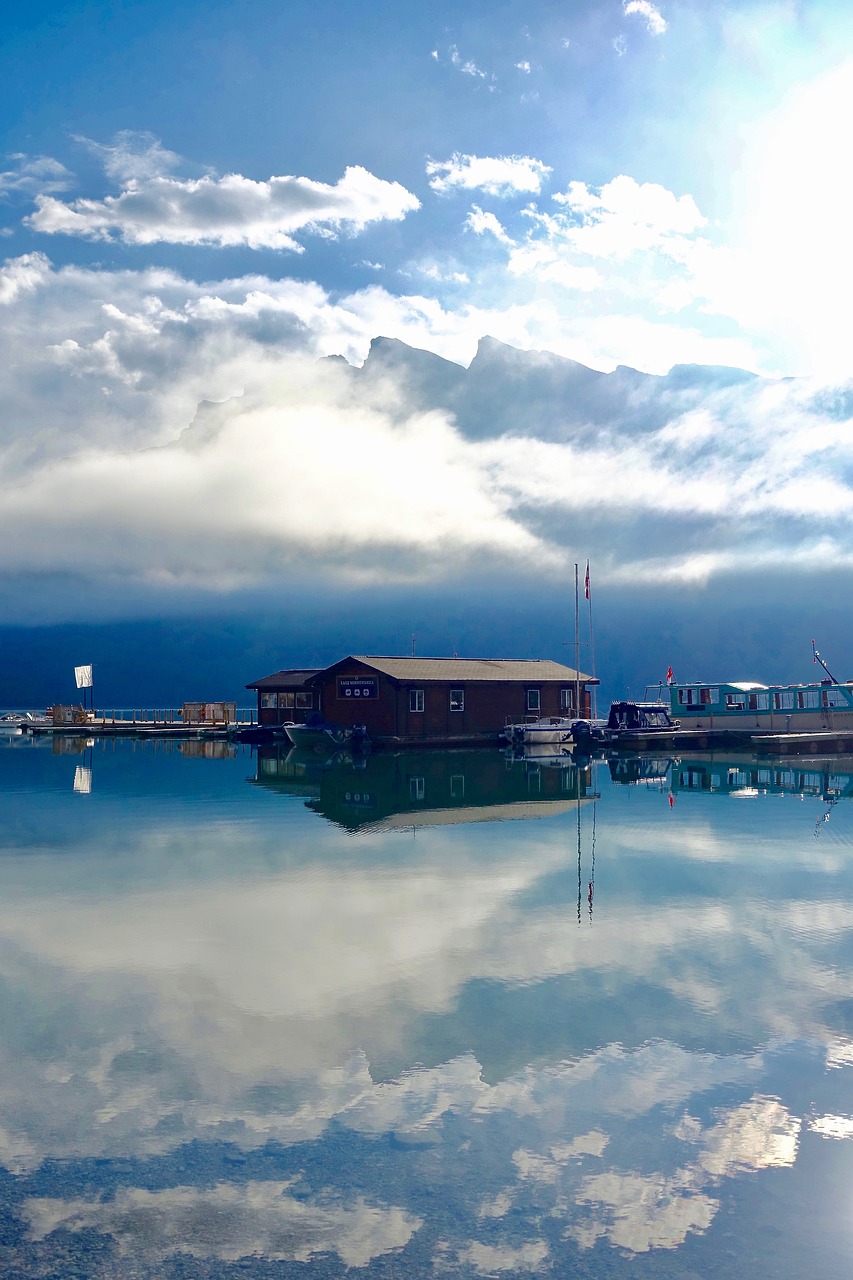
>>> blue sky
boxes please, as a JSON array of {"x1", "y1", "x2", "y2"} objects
[{"x1": 2, "y1": 0, "x2": 853, "y2": 696}]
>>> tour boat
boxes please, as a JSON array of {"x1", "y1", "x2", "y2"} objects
[{"x1": 668, "y1": 678, "x2": 853, "y2": 732}]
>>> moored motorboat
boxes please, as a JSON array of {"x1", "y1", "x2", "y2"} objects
[
  {"x1": 283, "y1": 717, "x2": 370, "y2": 753},
  {"x1": 572, "y1": 701, "x2": 680, "y2": 749},
  {"x1": 501, "y1": 715, "x2": 577, "y2": 748}
]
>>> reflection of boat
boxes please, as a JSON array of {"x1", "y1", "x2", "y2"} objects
[
  {"x1": 0, "y1": 713, "x2": 23, "y2": 735},
  {"x1": 671, "y1": 753, "x2": 853, "y2": 802},
  {"x1": 505, "y1": 742, "x2": 576, "y2": 767},
  {"x1": 233, "y1": 723, "x2": 293, "y2": 744},
  {"x1": 608, "y1": 755, "x2": 674, "y2": 786}
]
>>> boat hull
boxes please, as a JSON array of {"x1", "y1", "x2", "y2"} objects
[
  {"x1": 283, "y1": 724, "x2": 350, "y2": 752},
  {"x1": 503, "y1": 717, "x2": 577, "y2": 746}
]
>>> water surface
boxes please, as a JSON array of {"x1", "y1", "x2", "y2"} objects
[{"x1": 1, "y1": 735, "x2": 852, "y2": 1277}]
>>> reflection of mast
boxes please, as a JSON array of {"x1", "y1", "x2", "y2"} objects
[
  {"x1": 576, "y1": 768, "x2": 582, "y2": 925},
  {"x1": 588, "y1": 791, "x2": 596, "y2": 923}
]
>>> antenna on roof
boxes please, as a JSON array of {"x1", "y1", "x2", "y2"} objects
[
  {"x1": 412, "y1": 633, "x2": 416, "y2": 657},
  {"x1": 812, "y1": 639, "x2": 839, "y2": 684}
]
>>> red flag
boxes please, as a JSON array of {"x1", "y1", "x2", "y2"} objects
[
  {"x1": 666, "y1": 665, "x2": 674, "y2": 685},
  {"x1": 584, "y1": 560, "x2": 590, "y2": 600}
]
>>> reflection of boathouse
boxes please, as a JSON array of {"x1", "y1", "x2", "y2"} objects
[
  {"x1": 252, "y1": 746, "x2": 596, "y2": 832},
  {"x1": 247, "y1": 655, "x2": 596, "y2": 744}
]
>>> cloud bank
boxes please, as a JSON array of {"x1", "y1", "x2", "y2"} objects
[{"x1": 0, "y1": 245, "x2": 852, "y2": 622}]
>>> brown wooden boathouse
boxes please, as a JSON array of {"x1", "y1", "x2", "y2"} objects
[{"x1": 247, "y1": 655, "x2": 597, "y2": 744}]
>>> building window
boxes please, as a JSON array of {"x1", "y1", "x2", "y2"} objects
[
  {"x1": 409, "y1": 688, "x2": 424, "y2": 713},
  {"x1": 748, "y1": 692, "x2": 769, "y2": 711},
  {"x1": 278, "y1": 692, "x2": 295, "y2": 709},
  {"x1": 409, "y1": 776, "x2": 425, "y2": 801},
  {"x1": 527, "y1": 688, "x2": 540, "y2": 712},
  {"x1": 450, "y1": 688, "x2": 464, "y2": 712},
  {"x1": 295, "y1": 692, "x2": 313, "y2": 709},
  {"x1": 450, "y1": 774, "x2": 465, "y2": 798},
  {"x1": 798, "y1": 690, "x2": 820, "y2": 709},
  {"x1": 774, "y1": 690, "x2": 795, "y2": 711},
  {"x1": 260, "y1": 692, "x2": 277, "y2": 709},
  {"x1": 678, "y1": 688, "x2": 694, "y2": 706},
  {"x1": 699, "y1": 687, "x2": 719, "y2": 705},
  {"x1": 560, "y1": 688, "x2": 574, "y2": 712},
  {"x1": 724, "y1": 693, "x2": 745, "y2": 710}
]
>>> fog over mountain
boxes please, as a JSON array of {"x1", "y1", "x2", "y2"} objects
[
  {"x1": 345, "y1": 335, "x2": 761, "y2": 442},
  {"x1": 3, "y1": 333, "x2": 852, "y2": 707}
]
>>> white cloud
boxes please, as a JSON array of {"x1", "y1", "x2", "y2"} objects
[
  {"x1": 552, "y1": 175, "x2": 706, "y2": 257},
  {"x1": 449, "y1": 44, "x2": 488, "y2": 79},
  {"x1": 465, "y1": 205, "x2": 513, "y2": 244},
  {"x1": 0, "y1": 250, "x2": 51, "y2": 304},
  {"x1": 473, "y1": 173, "x2": 711, "y2": 319},
  {"x1": 623, "y1": 1, "x2": 668, "y2": 36},
  {"x1": 0, "y1": 153, "x2": 74, "y2": 197},
  {"x1": 27, "y1": 165, "x2": 420, "y2": 250},
  {"x1": 74, "y1": 129, "x2": 182, "y2": 183},
  {"x1": 427, "y1": 152, "x2": 551, "y2": 197}
]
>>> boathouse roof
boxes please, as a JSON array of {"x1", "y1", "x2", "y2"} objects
[
  {"x1": 245, "y1": 668, "x2": 321, "y2": 691},
  {"x1": 340, "y1": 656, "x2": 597, "y2": 684}
]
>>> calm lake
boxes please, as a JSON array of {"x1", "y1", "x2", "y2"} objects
[{"x1": 1, "y1": 733, "x2": 852, "y2": 1278}]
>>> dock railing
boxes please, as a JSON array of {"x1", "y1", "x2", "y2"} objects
[{"x1": 52, "y1": 706, "x2": 258, "y2": 727}]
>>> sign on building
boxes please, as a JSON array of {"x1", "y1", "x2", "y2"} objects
[{"x1": 337, "y1": 677, "x2": 378, "y2": 699}]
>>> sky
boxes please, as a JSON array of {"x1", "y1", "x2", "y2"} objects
[{"x1": 2, "y1": 0, "x2": 853, "y2": 703}]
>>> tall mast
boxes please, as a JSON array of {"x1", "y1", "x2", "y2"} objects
[
  {"x1": 586, "y1": 559, "x2": 596, "y2": 719},
  {"x1": 574, "y1": 563, "x2": 580, "y2": 718}
]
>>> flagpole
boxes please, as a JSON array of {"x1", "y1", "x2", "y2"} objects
[
  {"x1": 574, "y1": 563, "x2": 580, "y2": 719},
  {"x1": 586, "y1": 559, "x2": 597, "y2": 719}
]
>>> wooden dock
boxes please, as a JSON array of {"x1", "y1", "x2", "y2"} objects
[{"x1": 21, "y1": 707, "x2": 257, "y2": 740}]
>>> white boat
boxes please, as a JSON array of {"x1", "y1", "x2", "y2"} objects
[
  {"x1": 502, "y1": 715, "x2": 577, "y2": 747},
  {"x1": 283, "y1": 720, "x2": 370, "y2": 753}
]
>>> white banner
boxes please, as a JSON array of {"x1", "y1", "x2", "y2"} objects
[{"x1": 74, "y1": 664, "x2": 93, "y2": 689}]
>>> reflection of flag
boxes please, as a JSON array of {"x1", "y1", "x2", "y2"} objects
[
  {"x1": 584, "y1": 561, "x2": 590, "y2": 600},
  {"x1": 666, "y1": 665, "x2": 674, "y2": 685},
  {"x1": 73, "y1": 766, "x2": 92, "y2": 795}
]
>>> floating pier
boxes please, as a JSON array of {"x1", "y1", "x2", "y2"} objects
[{"x1": 21, "y1": 703, "x2": 257, "y2": 740}]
